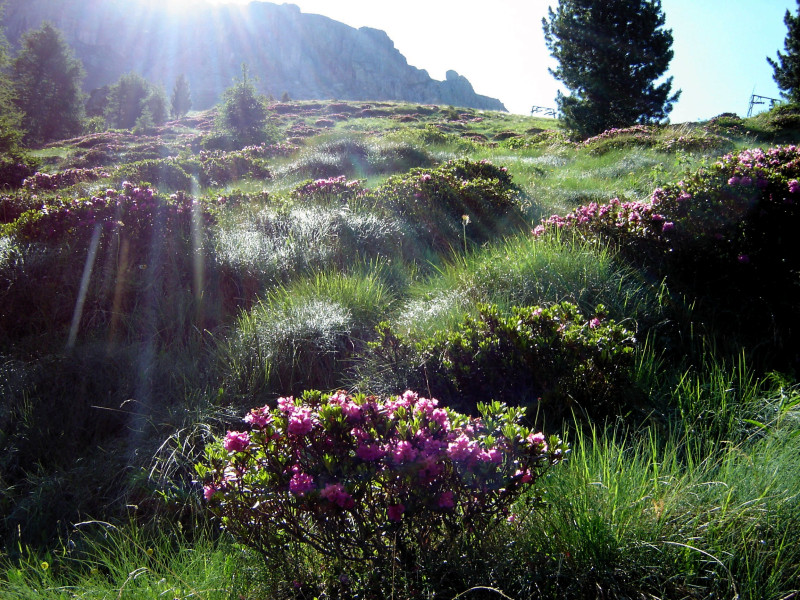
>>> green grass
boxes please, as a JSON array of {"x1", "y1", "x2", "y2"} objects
[
  {"x1": 2, "y1": 523, "x2": 252, "y2": 600},
  {"x1": 395, "y1": 232, "x2": 665, "y2": 336}
]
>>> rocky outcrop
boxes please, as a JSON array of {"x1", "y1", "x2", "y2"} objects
[{"x1": 2, "y1": 0, "x2": 506, "y2": 111}]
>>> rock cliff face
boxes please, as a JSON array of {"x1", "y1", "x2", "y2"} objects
[{"x1": 2, "y1": 0, "x2": 506, "y2": 111}]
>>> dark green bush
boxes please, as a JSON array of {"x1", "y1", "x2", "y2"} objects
[
  {"x1": 366, "y1": 158, "x2": 521, "y2": 250},
  {"x1": 116, "y1": 159, "x2": 192, "y2": 190},
  {"x1": 361, "y1": 302, "x2": 639, "y2": 422}
]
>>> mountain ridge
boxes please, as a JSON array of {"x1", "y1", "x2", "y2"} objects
[{"x1": 2, "y1": 0, "x2": 507, "y2": 112}]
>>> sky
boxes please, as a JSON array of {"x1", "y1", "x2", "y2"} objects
[{"x1": 162, "y1": 0, "x2": 796, "y2": 123}]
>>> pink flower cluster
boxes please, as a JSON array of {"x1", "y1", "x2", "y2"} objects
[
  {"x1": 292, "y1": 175, "x2": 363, "y2": 201},
  {"x1": 199, "y1": 390, "x2": 567, "y2": 560},
  {"x1": 22, "y1": 167, "x2": 111, "y2": 191},
  {"x1": 533, "y1": 194, "x2": 675, "y2": 240}
]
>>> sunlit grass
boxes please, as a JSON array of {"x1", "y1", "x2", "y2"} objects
[{"x1": 395, "y1": 232, "x2": 664, "y2": 336}]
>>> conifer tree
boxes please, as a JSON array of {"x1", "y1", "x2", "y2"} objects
[
  {"x1": 105, "y1": 72, "x2": 151, "y2": 129},
  {"x1": 11, "y1": 22, "x2": 85, "y2": 145},
  {"x1": 1, "y1": 1, "x2": 27, "y2": 186},
  {"x1": 218, "y1": 64, "x2": 271, "y2": 146},
  {"x1": 171, "y1": 74, "x2": 192, "y2": 118},
  {"x1": 542, "y1": 0, "x2": 680, "y2": 138},
  {"x1": 1, "y1": 3, "x2": 23, "y2": 157},
  {"x1": 144, "y1": 84, "x2": 168, "y2": 125},
  {"x1": 768, "y1": 0, "x2": 800, "y2": 103}
]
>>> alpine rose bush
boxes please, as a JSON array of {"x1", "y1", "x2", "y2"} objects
[
  {"x1": 532, "y1": 144, "x2": 800, "y2": 361},
  {"x1": 197, "y1": 390, "x2": 567, "y2": 565}
]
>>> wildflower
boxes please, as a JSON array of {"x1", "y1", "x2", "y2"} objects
[
  {"x1": 589, "y1": 317, "x2": 601, "y2": 329},
  {"x1": 661, "y1": 221, "x2": 675, "y2": 233},
  {"x1": 223, "y1": 430, "x2": 250, "y2": 452},
  {"x1": 244, "y1": 406, "x2": 271, "y2": 428},
  {"x1": 356, "y1": 443, "x2": 385, "y2": 461},
  {"x1": 387, "y1": 503, "x2": 405, "y2": 522},
  {"x1": 288, "y1": 407, "x2": 314, "y2": 436},
  {"x1": 289, "y1": 472, "x2": 315, "y2": 497},
  {"x1": 447, "y1": 434, "x2": 477, "y2": 462},
  {"x1": 789, "y1": 179, "x2": 800, "y2": 194},
  {"x1": 438, "y1": 491, "x2": 455, "y2": 509},
  {"x1": 514, "y1": 468, "x2": 532, "y2": 484},
  {"x1": 528, "y1": 432, "x2": 547, "y2": 452},
  {"x1": 391, "y1": 440, "x2": 418, "y2": 464},
  {"x1": 41, "y1": 562, "x2": 49, "y2": 571},
  {"x1": 321, "y1": 483, "x2": 353, "y2": 509}
]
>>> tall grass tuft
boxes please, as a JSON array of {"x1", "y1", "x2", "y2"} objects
[
  {"x1": 218, "y1": 269, "x2": 394, "y2": 402},
  {"x1": 397, "y1": 232, "x2": 665, "y2": 336}
]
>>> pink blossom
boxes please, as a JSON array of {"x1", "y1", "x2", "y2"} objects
[
  {"x1": 277, "y1": 396, "x2": 295, "y2": 413},
  {"x1": 417, "y1": 455, "x2": 443, "y2": 481},
  {"x1": 289, "y1": 472, "x2": 315, "y2": 496},
  {"x1": 203, "y1": 483, "x2": 220, "y2": 500},
  {"x1": 350, "y1": 427, "x2": 369, "y2": 442},
  {"x1": 341, "y1": 401, "x2": 362, "y2": 420},
  {"x1": 438, "y1": 491, "x2": 455, "y2": 509},
  {"x1": 320, "y1": 483, "x2": 353, "y2": 508},
  {"x1": 391, "y1": 440, "x2": 418, "y2": 464},
  {"x1": 478, "y1": 447, "x2": 503, "y2": 463},
  {"x1": 431, "y1": 408, "x2": 450, "y2": 429},
  {"x1": 661, "y1": 221, "x2": 675, "y2": 233},
  {"x1": 387, "y1": 503, "x2": 405, "y2": 522},
  {"x1": 356, "y1": 443, "x2": 386, "y2": 461},
  {"x1": 223, "y1": 430, "x2": 250, "y2": 452},
  {"x1": 728, "y1": 176, "x2": 741, "y2": 186},
  {"x1": 789, "y1": 179, "x2": 800, "y2": 194},
  {"x1": 288, "y1": 407, "x2": 314, "y2": 436},
  {"x1": 244, "y1": 406, "x2": 271, "y2": 428},
  {"x1": 514, "y1": 469, "x2": 533, "y2": 484},
  {"x1": 528, "y1": 432, "x2": 547, "y2": 451},
  {"x1": 447, "y1": 434, "x2": 478, "y2": 461},
  {"x1": 589, "y1": 317, "x2": 601, "y2": 329}
]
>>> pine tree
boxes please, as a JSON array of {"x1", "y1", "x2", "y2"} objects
[
  {"x1": 768, "y1": 1, "x2": 800, "y2": 103},
  {"x1": 105, "y1": 72, "x2": 151, "y2": 129},
  {"x1": 144, "y1": 84, "x2": 168, "y2": 125},
  {"x1": 171, "y1": 74, "x2": 192, "y2": 118},
  {"x1": 542, "y1": 0, "x2": 680, "y2": 138},
  {"x1": 1, "y1": 5, "x2": 23, "y2": 156},
  {"x1": 218, "y1": 64, "x2": 270, "y2": 146},
  {"x1": 11, "y1": 22, "x2": 86, "y2": 145}
]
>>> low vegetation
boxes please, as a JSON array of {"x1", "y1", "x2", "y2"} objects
[{"x1": 2, "y1": 99, "x2": 800, "y2": 599}]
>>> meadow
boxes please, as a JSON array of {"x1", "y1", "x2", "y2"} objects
[{"x1": 1, "y1": 100, "x2": 800, "y2": 599}]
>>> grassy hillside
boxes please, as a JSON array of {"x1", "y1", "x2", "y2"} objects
[{"x1": 2, "y1": 101, "x2": 800, "y2": 599}]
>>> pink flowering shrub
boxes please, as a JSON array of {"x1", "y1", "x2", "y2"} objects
[
  {"x1": 533, "y1": 145, "x2": 800, "y2": 361},
  {"x1": 579, "y1": 124, "x2": 732, "y2": 154},
  {"x1": 22, "y1": 167, "x2": 111, "y2": 192},
  {"x1": 291, "y1": 175, "x2": 365, "y2": 204},
  {"x1": 183, "y1": 148, "x2": 273, "y2": 187},
  {"x1": 197, "y1": 390, "x2": 567, "y2": 566},
  {"x1": 6, "y1": 183, "x2": 213, "y2": 246}
]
